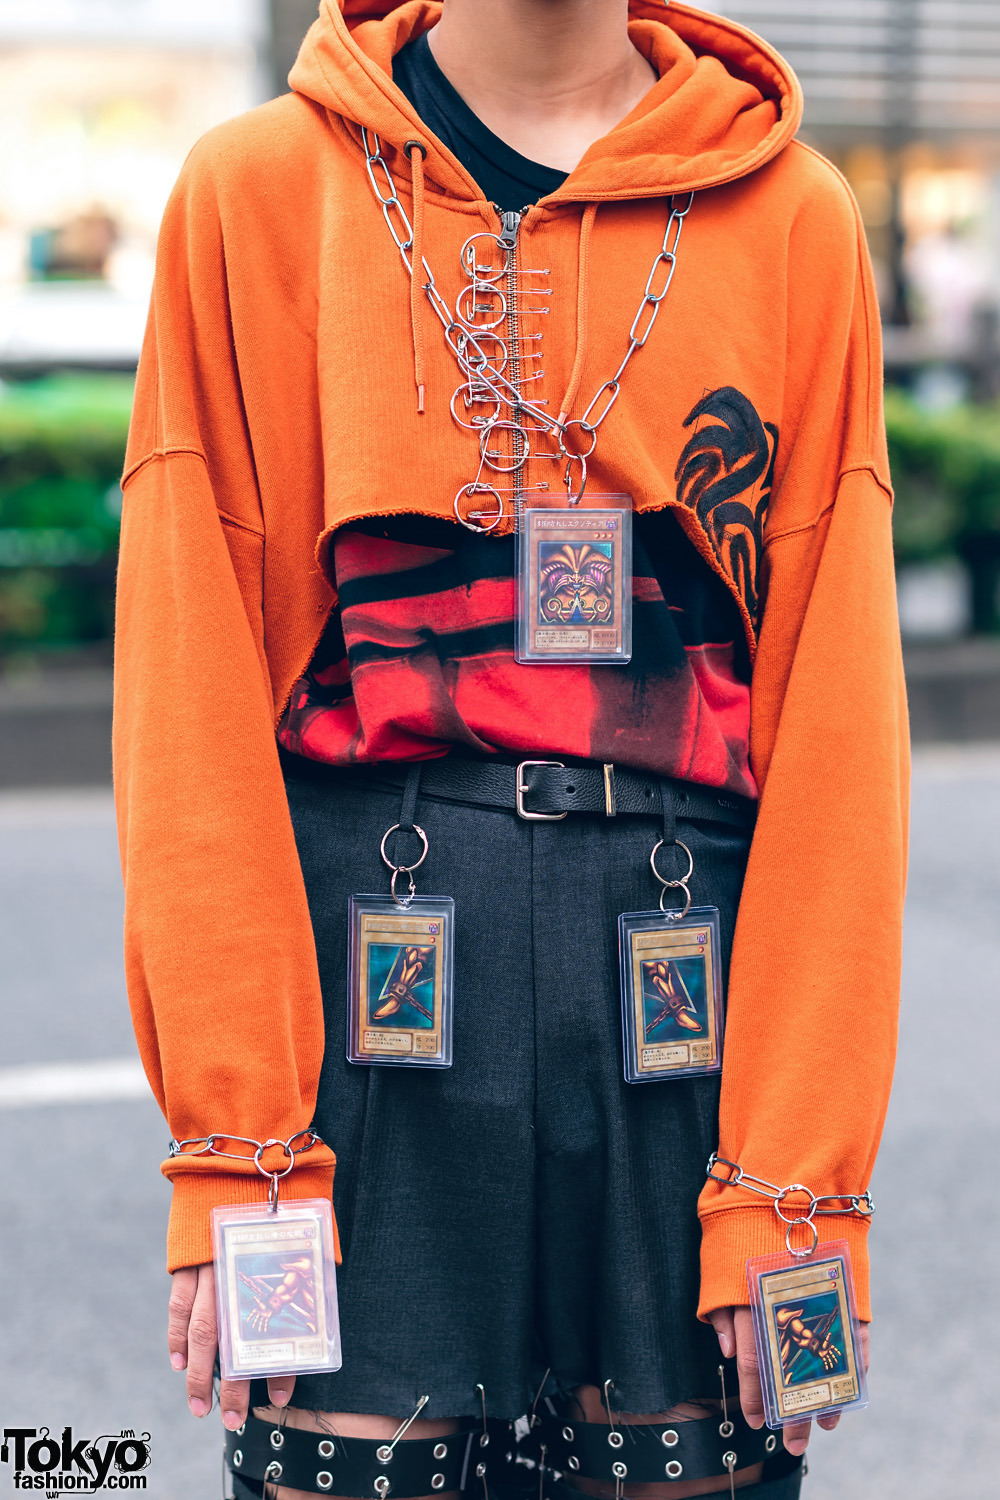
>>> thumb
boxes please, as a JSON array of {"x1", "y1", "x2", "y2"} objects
[{"x1": 708, "y1": 1306, "x2": 736, "y2": 1360}]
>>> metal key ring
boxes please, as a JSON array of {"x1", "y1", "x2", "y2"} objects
[
  {"x1": 659, "y1": 882, "x2": 692, "y2": 919},
  {"x1": 454, "y1": 483, "x2": 504, "y2": 533},
  {"x1": 786, "y1": 1219, "x2": 820, "y2": 1258},
  {"x1": 773, "y1": 1184, "x2": 819, "y2": 1225},
  {"x1": 390, "y1": 867, "x2": 417, "y2": 908},
  {"x1": 650, "y1": 838, "x2": 694, "y2": 889},
  {"x1": 380, "y1": 823, "x2": 429, "y2": 873},
  {"x1": 459, "y1": 233, "x2": 510, "y2": 284},
  {"x1": 557, "y1": 418, "x2": 598, "y2": 462}
]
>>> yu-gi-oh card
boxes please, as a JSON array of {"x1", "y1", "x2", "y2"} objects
[
  {"x1": 618, "y1": 906, "x2": 724, "y2": 1082},
  {"x1": 748, "y1": 1242, "x2": 868, "y2": 1428},
  {"x1": 516, "y1": 497, "x2": 632, "y2": 664},
  {"x1": 211, "y1": 1199, "x2": 342, "y2": 1379},
  {"x1": 347, "y1": 895, "x2": 454, "y2": 1067}
]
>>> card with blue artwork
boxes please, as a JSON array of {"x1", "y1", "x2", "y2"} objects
[
  {"x1": 347, "y1": 895, "x2": 454, "y2": 1067},
  {"x1": 618, "y1": 906, "x2": 724, "y2": 1081},
  {"x1": 212, "y1": 1199, "x2": 341, "y2": 1379},
  {"x1": 748, "y1": 1242, "x2": 869, "y2": 1428}
]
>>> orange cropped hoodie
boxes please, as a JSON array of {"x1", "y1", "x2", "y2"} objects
[{"x1": 113, "y1": 0, "x2": 909, "y2": 1320}]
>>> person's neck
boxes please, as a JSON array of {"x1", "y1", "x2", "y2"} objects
[{"x1": 426, "y1": 0, "x2": 656, "y2": 174}]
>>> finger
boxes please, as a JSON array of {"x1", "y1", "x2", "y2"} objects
[
  {"x1": 186, "y1": 1264, "x2": 219, "y2": 1418},
  {"x1": 782, "y1": 1418, "x2": 812, "y2": 1456},
  {"x1": 708, "y1": 1307, "x2": 736, "y2": 1361},
  {"x1": 167, "y1": 1267, "x2": 199, "y2": 1372},
  {"x1": 860, "y1": 1322, "x2": 871, "y2": 1374},
  {"x1": 267, "y1": 1374, "x2": 296, "y2": 1410},
  {"x1": 220, "y1": 1377, "x2": 251, "y2": 1431},
  {"x1": 816, "y1": 1413, "x2": 841, "y2": 1432},
  {"x1": 732, "y1": 1307, "x2": 765, "y2": 1430}
]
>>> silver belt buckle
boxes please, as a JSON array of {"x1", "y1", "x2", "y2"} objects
[{"x1": 516, "y1": 761, "x2": 568, "y2": 821}]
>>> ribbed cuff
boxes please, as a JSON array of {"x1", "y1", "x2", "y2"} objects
[
  {"x1": 162, "y1": 1158, "x2": 339, "y2": 1274},
  {"x1": 697, "y1": 1204, "x2": 872, "y2": 1322}
]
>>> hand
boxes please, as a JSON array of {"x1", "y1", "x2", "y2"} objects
[
  {"x1": 168, "y1": 1263, "x2": 296, "y2": 1429},
  {"x1": 708, "y1": 1306, "x2": 870, "y2": 1458}
]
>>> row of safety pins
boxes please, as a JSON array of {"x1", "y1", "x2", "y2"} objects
[{"x1": 222, "y1": 1369, "x2": 744, "y2": 1500}]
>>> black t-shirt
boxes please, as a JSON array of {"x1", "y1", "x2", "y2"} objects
[{"x1": 393, "y1": 29, "x2": 566, "y2": 214}]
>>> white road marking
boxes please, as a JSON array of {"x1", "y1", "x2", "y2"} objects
[{"x1": 0, "y1": 1058, "x2": 152, "y2": 1109}]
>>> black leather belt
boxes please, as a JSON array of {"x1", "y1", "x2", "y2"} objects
[{"x1": 281, "y1": 749, "x2": 756, "y2": 832}]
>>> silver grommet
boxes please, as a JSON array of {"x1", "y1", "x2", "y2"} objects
[
  {"x1": 375, "y1": 1476, "x2": 391, "y2": 1497},
  {"x1": 665, "y1": 1460, "x2": 683, "y2": 1479},
  {"x1": 376, "y1": 1446, "x2": 394, "y2": 1463},
  {"x1": 235, "y1": 1423, "x2": 246, "y2": 1437},
  {"x1": 476, "y1": 1463, "x2": 487, "y2": 1478},
  {"x1": 479, "y1": 1434, "x2": 490, "y2": 1447},
  {"x1": 719, "y1": 1421, "x2": 734, "y2": 1438},
  {"x1": 265, "y1": 1463, "x2": 283, "y2": 1482},
  {"x1": 612, "y1": 1462, "x2": 627, "y2": 1480},
  {"x1": 661, "y1": 1430, "x2": 679, "y2": 1448},
  {"x1": 317, "y1": 1475, "x2": 334, "y2": 1492},
  {"x1": 232, "y1": 1450, "x2": 242, "y2": 1469},
  {"x1": 567, "y1": 1457, "x2": 580, "y2": 1472},
  {"x1": 723, "y1": 1452, "x2": 738, "y2": 1470},
  {"x1": 319, "y1": 1440, "x2": 335, "y2": 1459},
  {"x1": 431, "y1": 1476, "x2": 446, "y2": 1491},
  {"x1": 434, "y1": 1443, "x2": 448, "y2": 1460},
  {"x1": 562, "y1": 1427, "x2": 574, "y2": 1442},
  {"x1": 270, "y1": 1430, "x2": 285, "y2": 1449},
  {"x1": 608, "y1": 1431, "x2": 624, "y2": 1449},
  {"x1": 766, "y1": 1435, "x2": 777, "y2": 1454}
]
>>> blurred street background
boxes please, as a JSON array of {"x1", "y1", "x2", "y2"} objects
[{"x1": 1, "y1": 2, "x2": 999, "y2": 1497}]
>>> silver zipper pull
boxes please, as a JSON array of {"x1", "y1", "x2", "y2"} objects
[{"x1": 499, "y1": 210, "x2": 521, "y2": 247}]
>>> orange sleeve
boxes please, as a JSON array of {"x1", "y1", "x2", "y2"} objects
[
  {"x1": 697, "y1": 162, "x2": 909, "y2": 1323},
  {"x1": 113, "y1": 147, "x2": 337, "y2": 1274}
]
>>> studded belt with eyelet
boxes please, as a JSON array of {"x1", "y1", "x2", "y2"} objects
[
  {"x1": 538, "y1": 1409, "x2": 778, "y2": 1486},
  {"x1": 225, "y1": 1414, "x2": 521, "y2": 1498}
]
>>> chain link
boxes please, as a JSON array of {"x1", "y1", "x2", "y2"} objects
[
  {"x1": 707, "y1": 1155, "x2": 875, "y2": 1220},
  {"x1": 168, "y1": 1129, "x2": 323, "y2": 1177},
  {"x1": 361, "y1": 129, "x2": 694, "y2": 509}
]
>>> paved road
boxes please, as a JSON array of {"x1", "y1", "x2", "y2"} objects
[{"x1": 2, "y1": 755, "x2": 998, "y2": 1498}]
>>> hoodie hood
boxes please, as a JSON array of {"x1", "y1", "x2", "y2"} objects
[{"x1": 289, "y1": 1, "x2": 803, "y2": 202}]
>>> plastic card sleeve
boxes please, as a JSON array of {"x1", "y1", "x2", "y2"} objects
[
  {"x1": 212, "y1": 1198, "x2": 342, "y2": 1381},
  {"x1": 347, "y1": 894, "x2": 454, "y2": 1068},
  {"x1": 618, "y1": 906, "x2": 724, "y2": 1082},
  {"x1": 747, "y1": 1240, "x2": 869, "y2": 1430},
  {"x1": 515, "y1": 492, "x2": 632, "y2": 665}
]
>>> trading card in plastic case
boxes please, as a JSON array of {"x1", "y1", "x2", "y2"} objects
[
  {"x1": 347, "y1": 894, "x2": 454, "y2": 1067},
  {"x1": 212, "y1": 1198, "x2": 342, "y2": 1380},
  {"x1": 748, "y1": 1240, "x2": 869, "y2": 1429},
  {"x1": 618, "y1": 906, "x2": 724, "y2": 1082},
  {"x1": 516, "y1": 494, "x2": 632, "y2": 664}
]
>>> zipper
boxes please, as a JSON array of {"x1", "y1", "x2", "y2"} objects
[{"x1": 498, "y1": 208, "x2": 525, "y2": 526}]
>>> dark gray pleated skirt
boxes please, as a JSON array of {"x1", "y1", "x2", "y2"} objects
[{"x1": 251, "y1": 757, "x2": 752, "y2": 1421}]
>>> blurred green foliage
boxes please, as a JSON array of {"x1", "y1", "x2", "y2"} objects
[
  {"x1": 0, "y1": 374, "x2": 132, "y2": 652},
  {"x1": 4, "y1": 376, "x2": 1000, "y2": 650},
  {"x1": 887, "y1": 389, "x2": 1000, "y2": 632},
  {"x1": 887, "y1": 389, "x2": 1000, "y2": 561}
]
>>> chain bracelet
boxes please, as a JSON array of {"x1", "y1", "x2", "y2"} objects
[
  {"x1": 168, "y1": 1130, "x2": 324, "y2": 1211},
  {"x1": 706, "y1": 1153, "x2": 875, "y2": 1257}
]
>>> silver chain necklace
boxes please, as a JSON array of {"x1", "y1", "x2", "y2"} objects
[{"x1": 362, "y1": 127, "x2": 694, "y2": 528}]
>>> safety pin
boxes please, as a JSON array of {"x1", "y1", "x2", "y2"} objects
[
  {"x1": 377, "y1": 1395, "x2": 430, "y2": 1460},
  {"x1": 474, "y1": 1384, "x2": 489, "y2": 1447}
]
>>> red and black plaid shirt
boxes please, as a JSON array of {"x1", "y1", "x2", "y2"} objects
[{"x1": 277, "y1": 510, "x2": 755, "y2": 799}]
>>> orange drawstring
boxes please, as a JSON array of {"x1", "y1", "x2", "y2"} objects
[
  {"x1": 558, "y1": 202, "x2": 599, "y2": 428},
  {"x1": 404, "y1": 140, "x2": 429, "y2": 414}
]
